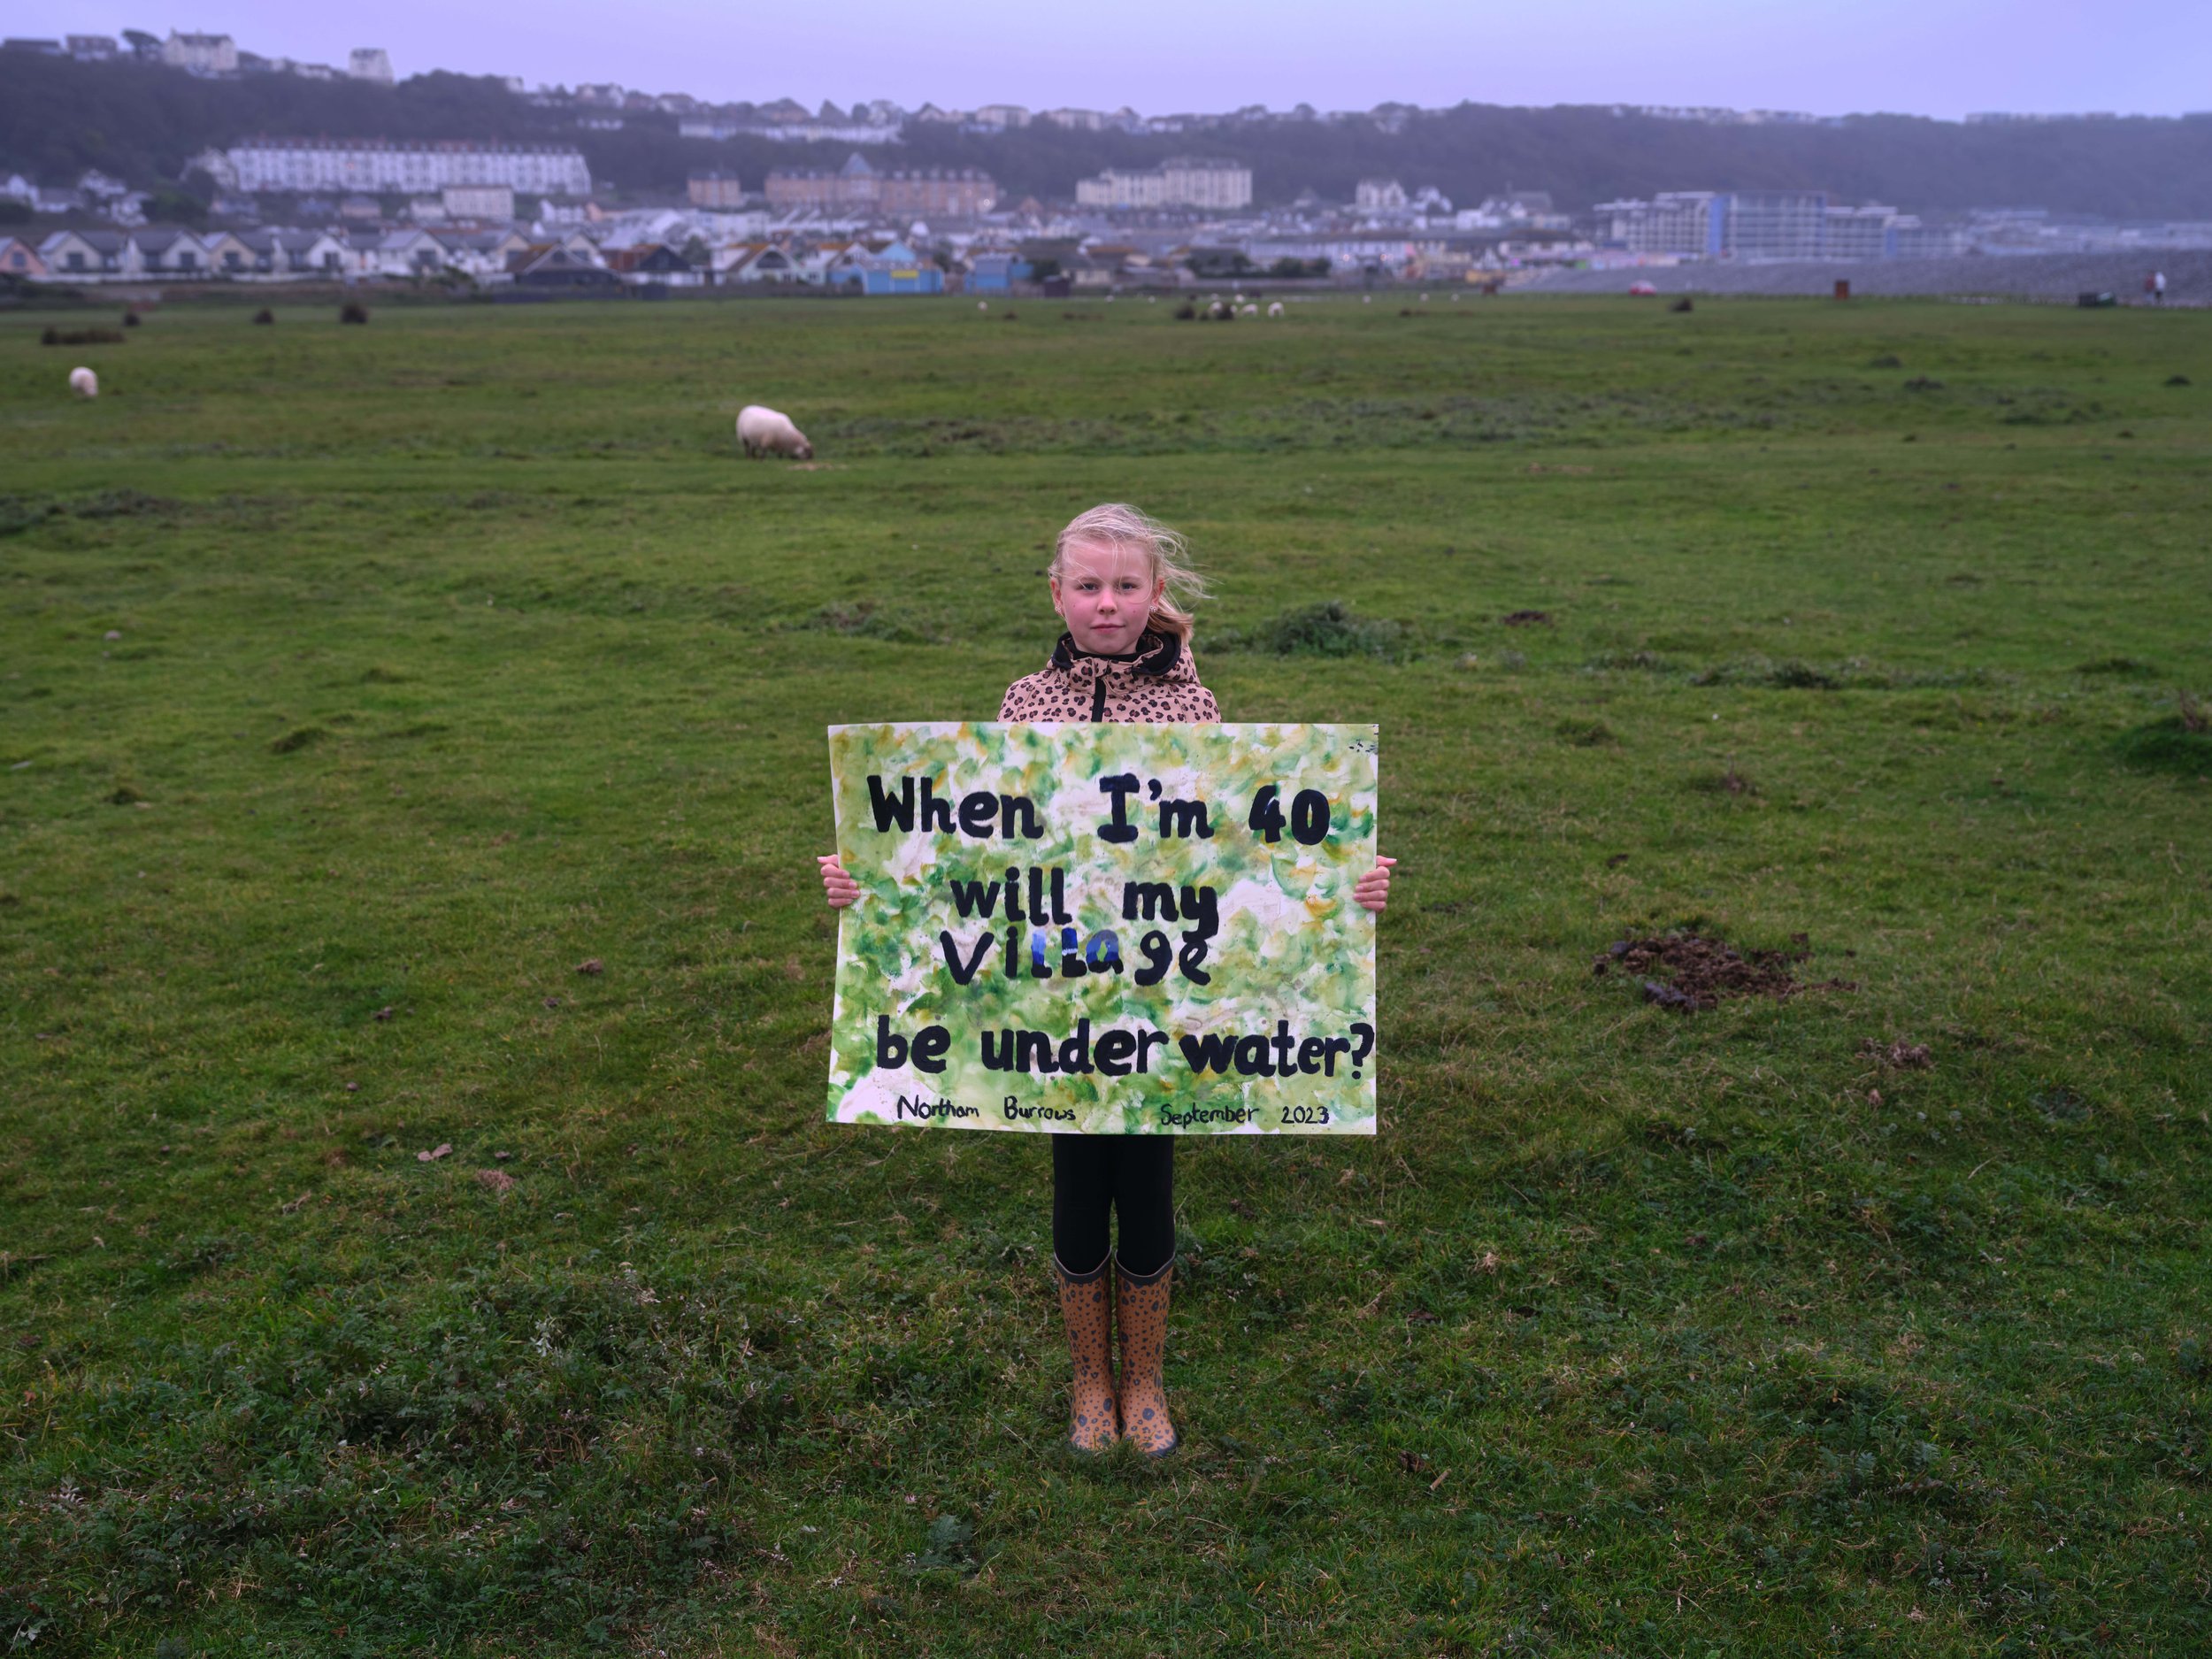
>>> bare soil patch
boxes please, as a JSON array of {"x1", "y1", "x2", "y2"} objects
[{"x1": 1593, "y1": 931, "x2": 1856, "y2": 1012}]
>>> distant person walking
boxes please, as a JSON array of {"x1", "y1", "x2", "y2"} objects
[{"x1": 2154, "y1": 270, "x2": 2167, "y2": 304}]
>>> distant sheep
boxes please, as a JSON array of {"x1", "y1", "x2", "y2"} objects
[
  {"x1": 737, "y1": 404, "x2": 814, "y2": 460},
  {"x1": 978, "y1": 300, "x2": 988, "y2": 311},
  {"x1": 1267, "y1": 301, "x2": 1284, "y2": 318},
  {"x1": 68, "y1": 366, "x2": 97, "y2": 399},
  {"x1": 1240, "y1": 303, "x2": 1258, "y2": 315},
  {"x1": 1362, "y1": 295, "x2": 1372, "y2": 304}
]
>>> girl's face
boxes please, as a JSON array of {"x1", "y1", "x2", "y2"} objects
[{"x1": 1051, "y1": 539, "x2": 1164, "y2": 654}]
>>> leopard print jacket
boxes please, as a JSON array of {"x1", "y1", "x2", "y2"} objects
[{"x1": 997, "y1": 630, "x2": 1220, "y2": 724}]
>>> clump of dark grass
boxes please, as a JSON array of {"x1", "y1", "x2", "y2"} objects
[
  {"x1": 1555, "y1": 718, "x2": 1620, "y2": 748},
  {"x1": 2076, "y1": 657, "x2": 2158, "y2": 677},
  {"x1": 1213, "y1": 601, "x2": 1406, "y2": 660},
  {"x1": 69, "y1": 488, "x2": 175, "y2": 521},
  {"x1": 1690, "y1": 656, "x2": 1992, "y2": 692},
  {"x1": 1690, "y1": 758, "x2": 1755, "y2": 795},
  {"x1": 2116, "y1": 691, "x2": 2212, "y2": 775},
  {"x1": 1584, "y1": 649, "x2": 1673, "y2": 674},
  {"x1": 40, "y1": 326, "x2": 125, "y2": 346},
  {"x1": 0, "y1": 489, "x2": 175, "y2": 537}
]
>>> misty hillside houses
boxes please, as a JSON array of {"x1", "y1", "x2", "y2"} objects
[{"x1": 192, "y1": 139, "x2": 592, "y2": 198}]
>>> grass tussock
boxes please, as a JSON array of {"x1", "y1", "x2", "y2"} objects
[{"x1": 1213, "y1": 600, "x2": 1409, "y2": 659}]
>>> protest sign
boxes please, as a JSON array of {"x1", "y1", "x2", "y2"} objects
[{"x1": 826, "y1": 722, "x2": 1379, "y2": 1135}]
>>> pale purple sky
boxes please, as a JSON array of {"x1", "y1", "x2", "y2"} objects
[{"x1": 41, "y1": 1, "x2": 2210, "y2": 119}]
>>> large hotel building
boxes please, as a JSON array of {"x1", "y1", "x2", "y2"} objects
[{"x1": 195, "y1": 139, "x2": 593, "y2": 197}]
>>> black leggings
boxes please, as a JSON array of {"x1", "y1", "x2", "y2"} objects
[{"x1": 1052, "y1": 1134, "x2": 1175, "y2": 1277}]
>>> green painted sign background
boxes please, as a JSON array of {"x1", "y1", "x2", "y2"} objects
[{"x1": 826, "y1": 722, "x2": 1379, "y2": 1135}]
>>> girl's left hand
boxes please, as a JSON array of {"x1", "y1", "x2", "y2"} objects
[{"x1": 1354, "y1": 855, "x2": 1396, "y2": 914}]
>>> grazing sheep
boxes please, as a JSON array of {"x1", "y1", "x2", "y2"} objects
[
  {"x1": 736, "y1": 404, "x2": 814, "y2": 460},
  {"x1": 978, "y1": 300, "x2": 988, "y2": 311},
  {"x1": 68, "y1": 366, "x2": 97, "y2": 399},
  {"x1": 1240, "y1": 303, "x2": 1258, "y2": 315},
  {"x1": 1420, "y1": 292, "x2": 1430, "y2": 303},
  {"x1": 1362, "y1": 295, "x2": 1372, "y2": 304},
  {"x1": 1267, "y1": 301, "x2": 1284, "y2": 318}
]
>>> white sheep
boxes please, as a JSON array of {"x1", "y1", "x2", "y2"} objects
[
  {"x1": 1240, "y1": 303, "x2": 1258, "y2": 315},
  {"x1": 977, "y1": 300, "x2": 988, "y2": 312},
  {"x1": 736, "y1": 404, "x2": 814, "y2": 460},
  {"x1": 1267, "y1": 301, "x2": 1284, "y2": 318},
  {"x1": 68, "y1": 366, "x2": 98, "y2": 399},
  {"x1": 1362, "y1": 295, "x2": 1371, "y2": 305}
]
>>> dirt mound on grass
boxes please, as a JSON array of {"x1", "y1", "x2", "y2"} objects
[{"x1": 1593, "y1": 931, "x2": 1856, "y2": 1012}]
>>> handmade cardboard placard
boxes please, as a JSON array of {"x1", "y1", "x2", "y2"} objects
[{"x1": 826, "y1": 721, "x2": 1379, "y2": 1135}]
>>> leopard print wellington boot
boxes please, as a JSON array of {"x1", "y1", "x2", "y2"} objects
[
  {"x1": 1112, "y1": 1255, "x2": 1179, "y2": 1457},
  {"x1": 1054, "y1": 1253, "x2": 1118, "y2": 1453}
]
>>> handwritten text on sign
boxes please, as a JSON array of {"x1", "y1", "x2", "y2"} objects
[{"x1": 826, "y1": 722, "x2": 1379, "y2": 1135}]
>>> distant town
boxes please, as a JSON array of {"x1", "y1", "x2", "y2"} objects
[{"x1": 4, "y1": 27, "x2": 2208, "y2": 294}]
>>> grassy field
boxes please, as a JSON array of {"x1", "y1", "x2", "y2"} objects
[{"x1": 3, "y1": 290, "x2": 2208, "y2": 1657}]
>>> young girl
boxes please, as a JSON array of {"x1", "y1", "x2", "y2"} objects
[{"x1": 818, "y1": 503, "x2": 1394, "y2": 1456}]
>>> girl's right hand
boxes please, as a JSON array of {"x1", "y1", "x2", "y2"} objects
[{"x1": 818, "y1": 853, "x2": 860, "y2": 908}]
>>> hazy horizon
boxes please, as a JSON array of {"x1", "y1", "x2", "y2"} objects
[{"x1": 25, "y1": 1, "x2": 2210, "y2": 122}]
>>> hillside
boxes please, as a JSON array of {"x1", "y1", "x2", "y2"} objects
[{"x1": 5, "y1": 51, "x2": 2212, "y2": 217}]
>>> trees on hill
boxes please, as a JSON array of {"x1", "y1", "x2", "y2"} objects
[{"x1": 4, "y1": 51, "x2": 2210, "y2": 220}]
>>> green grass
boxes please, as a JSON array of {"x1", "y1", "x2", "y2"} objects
[{"x1": 3, "y1": 292, "x2": 2209, "y2": 1656}]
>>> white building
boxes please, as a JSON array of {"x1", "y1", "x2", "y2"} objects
[
  {"x1": 1160, "y1": 157, "x2": 1251, "y2": 211},
  {"x1": 1597, "y1": 190, "x2": 1830, "y2": 261},
  {"x1": 196, "y1": 139, "x2": 592, "y2": 198},
  {"x1": 348, "y1": 48, "x2": 393, "y2": 84},
  {"x1": 162, "y1": 31, "x2": 236, "y2": 74},
  {"x1": 1076, "y1": 169, "x2": 1168, "y2": 210},
  {"x1": 971, "y1": 104, "x2": 1031, "y2": 129},
  {"x1": 1079, "y1": 157, "x2": 1251, "y2": 211},
  {"x1": 442, "y1": 184, "x2": 516, "y2": 221},
  {"x1": 1356, "y1": 178, "x2": 1407, "y2": 211}
]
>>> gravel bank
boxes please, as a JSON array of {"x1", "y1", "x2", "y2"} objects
[{"x1": 1512, "y1": 250, "x2": 2212, "y2": 303}]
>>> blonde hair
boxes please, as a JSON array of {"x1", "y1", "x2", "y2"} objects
[{"x1": 1051, "y1": 503, "x2": 1210, "y2": 643}]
